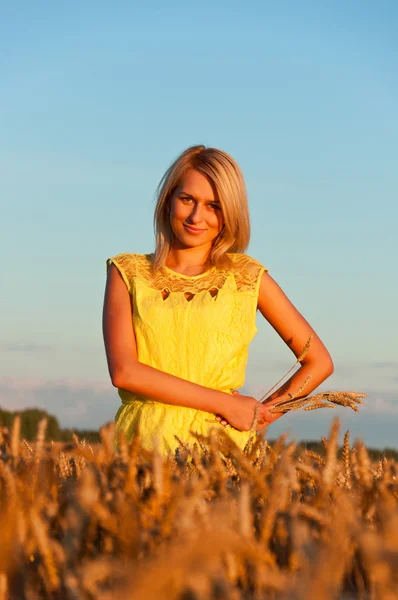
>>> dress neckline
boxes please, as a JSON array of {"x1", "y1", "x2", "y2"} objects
[
  {"x1": 146, "y1": 253, "x2": 217, "y2": 279},
  {"x1": 162, "y1": 263, "x2": 217, "y2": 279}
]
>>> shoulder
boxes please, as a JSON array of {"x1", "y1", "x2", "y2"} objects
[
  {"x1": 106, "y1": 253, "x2": 152, "y2": 282},
  {"x1": 226, "y1": 252, "x2": 267, "y2": 272},
  {"x1": 225, "y1": 253, "x2": 268, "y2": 293},
  {"x1": 106, "y1": 252, "x2": 135, "y2": 275}
]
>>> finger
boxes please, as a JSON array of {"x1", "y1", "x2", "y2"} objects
[
  {"x1": 261, "y1": 403, "x2": 275, "y2": 411},
  {"x1": 256, "y1": 424, "x2": 268, "y2": 433}
]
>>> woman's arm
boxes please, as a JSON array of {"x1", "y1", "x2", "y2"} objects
[
  {"x1": 102, "y1": 264, "x2": 258, "y2": 420},
  {"x1": 257, "y1": 271, "x2": 334, "y2": 412}
]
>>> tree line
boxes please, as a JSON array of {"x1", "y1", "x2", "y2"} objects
[
  {"x1": 1, "y1": 407, "x2": 397, "y2": 459},
  {"x1": 0, "y1": 407, "x2": 100, "y2": 443}
]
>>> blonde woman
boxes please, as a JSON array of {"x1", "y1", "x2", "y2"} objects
[{"x1": 103, "y1": 145, "x2": 334, "y2": 457}]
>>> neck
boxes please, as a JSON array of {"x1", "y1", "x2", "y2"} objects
[{"x1": 166, "y1": 243, "x2": 212, "y2": 271}]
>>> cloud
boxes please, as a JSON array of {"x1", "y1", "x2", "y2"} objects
[
  {"x1": 0, "y1": 377, "x2": 118, "y2": 430},
  {"x1": 246, "y1": 359, "x2": 398, "y2": 397},
  {"x1": 0, "y1": 377, "x2": 397, "y2": 448},
  {"x1": 0, "y1": 376, "x2": 110, "y2": 393},
  {"x1": 370, "y1": 361, "x2": 398, "y2": 370},
  {"x1": 2, "y1": 343, "x2": 53, "y2": 353},
  {"x1": 370, "y1": 395, "x2": 398, "y2": 414}
]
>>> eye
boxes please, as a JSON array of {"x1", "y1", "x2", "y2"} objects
[
  {"x1": 209, "y1": 203, "x2": 220, "y2": 210},
  {"x1": 180, "y1": 196, "x2": 193, "y2": 203}
]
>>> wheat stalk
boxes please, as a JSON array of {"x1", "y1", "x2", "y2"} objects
[
  {"x1": 257, "y1": 334, "x2": 365, "y2": 416},
  {"x1": 259, "y1": 335, "x2": 314, "y2": 403},
  {"x1": 270, "y1": 391, "x2": 365, "y2": 414},
  {"x1": 11, "y1": 415, "x2": 21, "y2": 461},
  {"x1": 0, "y1": 416, "x2": 395, "y2": 599}
]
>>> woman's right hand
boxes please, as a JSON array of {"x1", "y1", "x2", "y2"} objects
[{"x1": 220, "y1": 394, "x2": 276, "y2": 431}]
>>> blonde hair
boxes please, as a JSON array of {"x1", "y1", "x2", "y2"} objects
[{"x1": 152, "y1": 145, "x2": 251, "y2": 271}]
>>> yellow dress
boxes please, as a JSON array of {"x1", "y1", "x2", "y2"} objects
[{"x1": 106, "y1": 252, "x2": 266, "y2": 457}]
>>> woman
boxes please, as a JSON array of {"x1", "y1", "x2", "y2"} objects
[{"x1": 102, "y1": 145, "x2": 334, "y2": 457}]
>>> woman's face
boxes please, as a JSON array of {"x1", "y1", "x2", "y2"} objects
[{"x1": 169, "y1": 169, "x2": 224, "y2": 250}]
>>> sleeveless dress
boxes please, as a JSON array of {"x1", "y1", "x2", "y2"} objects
[{"x1": 106, "y1": 252, "x2": 266, "y2": 457}]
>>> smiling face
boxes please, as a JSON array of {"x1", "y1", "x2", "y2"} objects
[
  {"x1": 152, "y1": 145, "x2": 251, "y2": 272},
  {"x1": 168, "y1": 169, "x2": 224, "y2": 251}
]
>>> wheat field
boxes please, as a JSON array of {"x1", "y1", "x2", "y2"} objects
[{"x1": 0, "y1": 417, "x2": 397, "y2": 600}]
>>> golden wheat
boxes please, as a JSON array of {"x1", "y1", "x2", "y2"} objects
[{"x1": 0, "y1": 417, "x2": 396, "y2": 599}]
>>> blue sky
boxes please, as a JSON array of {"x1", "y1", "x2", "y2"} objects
[{"x1": 1, "y1": 1, "x2": 397, "y2": 447}]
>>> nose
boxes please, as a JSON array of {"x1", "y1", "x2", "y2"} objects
[{"x1": 188, "y1": 202, "x2": 204, "y2": 224}]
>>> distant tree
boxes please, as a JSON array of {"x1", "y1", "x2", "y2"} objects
[
  {"x1": 17, "y1": 408, "x2": 62, "y2": 441},
  {"x1": 0, "y1": 406, "x2": 99, "y2": 442}
]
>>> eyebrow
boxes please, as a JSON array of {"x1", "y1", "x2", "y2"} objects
[{"x1": 180, "y1": 192, "x2": 220, "y2": 203}]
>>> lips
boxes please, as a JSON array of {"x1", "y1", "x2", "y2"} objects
[{"x1": 183, "y1": 224, "x2": 206, "y2": 234}]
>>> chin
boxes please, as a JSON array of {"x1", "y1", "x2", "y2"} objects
[
  {"x1": 174, "y1": 228, "x2": 218, "y2": 248},
  {"x1": 179, "y1": 236, "x2": 211, "y2": 248}
]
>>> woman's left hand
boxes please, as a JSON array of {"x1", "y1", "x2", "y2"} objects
[
  {"x1": 215, "y1": 390, "x2": 281, "y2": 431},
  {"x1": 214, "y1": 389, "x2": 239, "y2": 427}
]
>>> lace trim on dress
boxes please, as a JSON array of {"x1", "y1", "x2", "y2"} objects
[{"x1": 107, "y1": 253, "x2": 266, "y2": 294}]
